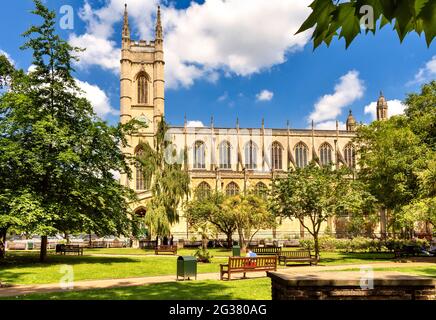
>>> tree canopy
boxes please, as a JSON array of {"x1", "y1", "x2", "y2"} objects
[{"x1": 297, "y1": 0, "x2": 435, "y2": 49}]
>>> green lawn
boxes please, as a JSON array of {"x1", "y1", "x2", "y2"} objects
[
  {"x1": 2, "y1": 278, "x2": 272, "y2": 300},
  {"x1": 0, "y1": 250, "x2": 395, "y2": 286},
  {"x1": 85, "y1": 247, "x2": 232, "y2": 257}
]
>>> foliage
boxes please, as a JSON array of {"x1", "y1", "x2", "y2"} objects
[
  {"x1": 137, "y1": 120, "x2": 190, "y2": 237},
  {"x1": 270, "y1": 163, "x2": 376, "y2": 259},
  {"x1": 222, "y1": 194, "x2": 276, "y2": 252},
  {"x1": 194, "y1": 248, "x2": 214, "y2": 263},
  {"x1": 297, "y1": 0, "x2": 435, "y2": 49},
  {"x1": 0, "y1": 0, "x2": 138, "y2": 260},
  {"x1": 0, "y1": 54, "x2": 14, "y2": 89},
  {"x1": 185, "y1": 192, "x2": 237, "y2": 247}
]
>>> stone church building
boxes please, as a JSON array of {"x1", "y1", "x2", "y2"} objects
[{"x1": 119, "y1": 6, "x2": 389, "y2": 241}]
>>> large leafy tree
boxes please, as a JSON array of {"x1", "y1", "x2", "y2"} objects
[
  {"x1": 185, "y1": 192, "x2": 237, "y2": 248},
  {"x1": 222, "y1": 194, "x2": 276, "y2": 252},
  {"x1": 270, "y1": 164, "x2": 375, "y2": 259},
  {"x1": 137, "y1": 120, "x2": 190, "y2": 238},
  {"x1": 0, "y1": 0, "x2": 138, "y2": 261},
  {"x1": 298, "y1": 0, "x2": 435, "y2": 49}
]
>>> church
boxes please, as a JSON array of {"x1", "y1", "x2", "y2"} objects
[{"x1": 119, "y1": 6, "x2": 389, "y2": 242}]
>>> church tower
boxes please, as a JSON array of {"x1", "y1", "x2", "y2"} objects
[
  {"x1": 120, "y1": 5, "x2": 165, "y2": 188},
  {"x1": 376, "y1": 92, "x2": 388, "y2": 121},
  {"x1": 346, "y1": 110, "x2": 356, "y2": 131}
]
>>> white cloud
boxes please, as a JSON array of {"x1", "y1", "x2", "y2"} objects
[
  {"x1": 71, "y1": 0, "x2": 312, "y2": 88},
  {"x1": 75, "y1": 79, "x2": 118, "y2": 119},
  {"x1": 410, "y1": 56, "x2": 436, "y2": 85},
  {"x1": 256, "y1": 89, "x2": 274, "y2": 102},
  {"x1": 308, "y1": 70, "x2": 365, "y2": 124},
  {"x1": 217, "y1": 91, "x2": 228, "y2": 102},
  {"x1": 0, "y1": 49, "x2": 15, "y2": 66},
  {"x1": 314, "y1": 121, "x2": 346, "y2": 130},
  {"x1": 186, "y1": 120, "x2": 205, "y2": 127},
  {"x1": 364, "y1": 99, "x2": 407, "y2": 121}
]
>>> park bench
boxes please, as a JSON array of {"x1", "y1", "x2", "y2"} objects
[
  {"x1": 56, "y1": 244, "x2": 84, "y2": 256},
  {"x1": 220, "y1": 256, "x2": 277, "y2": 280},
  {"x1": 155, "y1": 245, "x2": 177, "y2": 255},
  {"x1": 278, "y1": 249, "x2": 317, "y2": 266},
  {"x1": 252, "y1": 246, "x2": 282, "y2": 256}
]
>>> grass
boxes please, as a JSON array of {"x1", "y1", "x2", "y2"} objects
[
  {"x1": 85, "y1": 247, "x2": 232, "y2": 257},
  {"x1": 2, "y1": 277, "x2": 272, "y2": 300},
  {"x1": 0, "y1": 250, "x2": 396, "y2": 286}
]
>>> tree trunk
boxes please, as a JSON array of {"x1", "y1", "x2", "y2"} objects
[
  {"x1": 237, "y1": 227, "x2": 245, "y2": 253},
  {"x1": 40, "y1": 235, "x2": 48, "y2": 262},
  {"x1": 88, "y1": 233, "x2": 92, "y2": 247},
  {"x1": 202, "y1": 235, "x2": 208, "y2": 250},
  {"x1": 313, "y1": 233, "x2": 320, "y2": 261},
  {"x1": 226, "y1": 232, "x2": 233, "y2": 248},
  {"x1": 0, "y1": 229, "x2": 6, "y2": 259},
  {"x1": 65, "y1": 232, "x2": 70, "y2": 244}
]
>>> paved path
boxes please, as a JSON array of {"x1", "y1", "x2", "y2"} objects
[{"x1": 0, "y1": 261, "x2": 433, "y2": 298}]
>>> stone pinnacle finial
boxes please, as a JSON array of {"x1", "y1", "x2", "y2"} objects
[
  {"x1": 122, "y1": 3, "x2": 130, "y2": 39},
  {"x1": 155, "y1": 5, "x2": 163, "y2": 40}
]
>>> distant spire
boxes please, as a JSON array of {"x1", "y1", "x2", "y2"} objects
[
  {"x1": 122, "y1": 4, "x2": 130, "y2": 39},
  {"x1": 380, "y1": 90, "x2": 383, "y2": 97},
  {"x1": 155, "y1": 5, "x2": 163, "y2": 41}
]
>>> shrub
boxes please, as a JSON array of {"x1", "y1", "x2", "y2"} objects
[{"x1": 194, "y1": 248, "x2": 213, "y2": 263}]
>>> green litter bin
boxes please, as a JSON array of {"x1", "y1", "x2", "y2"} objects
[
  {"x1": 177, "y1": 256, "x2": 197, "y2": 281},
  {"x1": 27, "y1": 242, "x2": 34, "y2": 250},
  {"x1": 232, "y1": 245, "x2": 240, "y2": 257}
]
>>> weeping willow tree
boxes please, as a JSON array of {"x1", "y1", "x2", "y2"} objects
[{"x1": 137, "y1": 120, "x2": 190, "y2": 237}]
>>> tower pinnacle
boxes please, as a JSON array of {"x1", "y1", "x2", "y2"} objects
[
  {"x1": 155, "y1": 5, "x2": 163, "y2": 41},
  {"x1": 122, "y1": 4, "x2": 130, "y2": 39}
]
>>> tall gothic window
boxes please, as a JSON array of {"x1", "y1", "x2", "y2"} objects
[
  {"x1": 271, "y1": 141, "x2": 283, "y2": 170},
  {"x1": 196, "y1": 182, "x2": 211, "y2": 200},
  {"x1": 344, "y1": 144, "x2": 356, "y2": 169},
  {"x1": 137, "y1": 73, "x2": 148, "y2": 104},
  {"x1": 226, "y1": 182, "x2": 240, "y2": 196},
  {"x1": 244, "y1": 141, "x2": 257, "y2": 170},
  {"x1": 193, "y1": 141, "x2": 206, "y2": 169},
  {"x1": 219, "y1": 141, "x2": 231, "y2": 169},
  {"x1": 135, "y1": 147, "x2": 145, "y2": 191},
  {"x1": 319, "y1": 143, "x2": 333, "y2": 166},
  {"x1": 295, "y1": 142, "x2": 308, "y2": 168},
  {"x1": 254, "y1": 182, "x2": 268, "y2": 199}
]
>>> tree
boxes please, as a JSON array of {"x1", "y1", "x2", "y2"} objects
[
  {"x1": 137, "y1": 120, "x2": 190, "y2": 238},
  {"x1": 222, "y1": 194, "x2": 276, "y2": 252},
  {"x1": 0, "y1": 0, "x2": 138, "y2": 261},
  {"x1": 297, "y1": 0, "x2": 435, "y2": 49},
  {"x1": 270, "y1": 164, "x2": 374, "y2": 259},
  {"x1": 185, "y1": 192, "x2": 237, "y2": 248}
]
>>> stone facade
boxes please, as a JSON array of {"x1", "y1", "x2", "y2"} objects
[{"x1": 119, "y1": 6, "x2": 390, "y2": 240}]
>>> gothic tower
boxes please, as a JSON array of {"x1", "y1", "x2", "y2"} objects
[
  {"x1": 120, "y1": 5, "x2": 165, "y2": 189},
  {"x1": 376, "y1": 92, "x2": 388, "y2": 121},
  {"x1": 346, "y1": 110, "x2": 356, "y2": 131}
]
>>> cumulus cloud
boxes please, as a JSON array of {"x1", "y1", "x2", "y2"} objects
[
  {"x1": 71, "y1": 0, "x2": 312, "y2": 88},
  {"x1": 75, "y1": 79, "x2": 118, "y2": 119},
  {"x1": 364, "y1": 99, "x2": 407, "y2": 121},
  {"x1": 186, "y1": 120, "x2": 205, "y2": 127},
  {"x1": 308, "y1": 70, "x2": 365, "y2": 124},
  {"x1": 0, "y1": 49, "x2": 15, "y2": 66},
  {"x1": 314, "y1": 121, "x2": 346, "y2": 130},
  {"x1": 256, "y1": 89, "x2": 274, "y2": 102},
  {"x1": 409, "y1": 56, "x2": 436, "y2": 85}
]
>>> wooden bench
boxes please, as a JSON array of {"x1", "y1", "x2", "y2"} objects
[
  {"x1": 252, "y1": 246, "x2": 282, "y2": 256},
  {"x1": 56, "y1": 244, "x2": 83, "y2": 256},
  {"x1": 220, "y1": 256, "x2": 277, "y2": 280},
  {"x1": 278, "y1": 250, "x2": 317, "y2": 266},
  {"x1": 155, "y1": 245, "x2": 177, "y2": 255}
]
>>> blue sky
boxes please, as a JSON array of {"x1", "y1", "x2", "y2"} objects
[{"x1": 0, "y1": 0, "x2": 434, "y2": 129}]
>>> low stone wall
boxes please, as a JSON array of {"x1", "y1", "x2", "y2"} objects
[{"x1": 268, "y1": 271, "x2": 436, "y2": 300}]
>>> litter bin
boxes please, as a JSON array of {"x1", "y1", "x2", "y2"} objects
[
  {"x1": 232, "y1": 245, "x2": 240, "y2": 257},
  {"x1": 27, "y1": 242, "x2": 34, "y2": 250},
  {"x1": 177, "y1": 256, "x2": 197, "y2": 280}
]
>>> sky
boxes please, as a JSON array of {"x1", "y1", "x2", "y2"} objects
[{"x1": 0, "y1": 0, "x2": 434, "y2": 130}]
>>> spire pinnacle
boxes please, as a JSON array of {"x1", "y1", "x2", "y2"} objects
[
  {"x1": 122, "y1": 4, "x2": 130, "y2": 39},
  {"x1": 155, "y1": 5, "x2": 163, "y2": 41}
]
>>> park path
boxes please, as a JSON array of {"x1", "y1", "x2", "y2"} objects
[{"x1": 0, "y1": 261, "x2": 433, "y2": 298}]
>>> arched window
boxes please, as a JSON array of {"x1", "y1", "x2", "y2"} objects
[
  {"x1": 295, "y1": 142, "x2": 308, "y2": 168},
  {"x1": 254, "y1": 182, "x2": 268, "y2": 198},
  {"x1": 219, "y1": 141, "x2": 231, "y2": 169},
  {"x1": 135, "y1": 148, "x2": 145, "y2": 191},
  {"x1": 196, "y1": 182, "x2": 211, "y2": 200},
  {"x1": 271, "y1": 142, "x2": 283, "y2": 170},
  {"x1": 319, "y1": 143, "x2": 333, "y2": 166},
  {"x1": 225, "y1": 182, "x2": 240, "y2": 196},
  {"x1": 137, "y1": 73, "x2": 148, "y2": 104},
  {"x1": 134, "y1": 207, "x2": 146, "y2": 218},
  {"x1": 244, "y1": 141, "x2": 257, "y2": 170},
  {"x1": 193, "y1": 141, "x2": 206, "y2": 169},
  {"x1": 344, "y1": 144, "x2": 356, "y2": 169}
]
